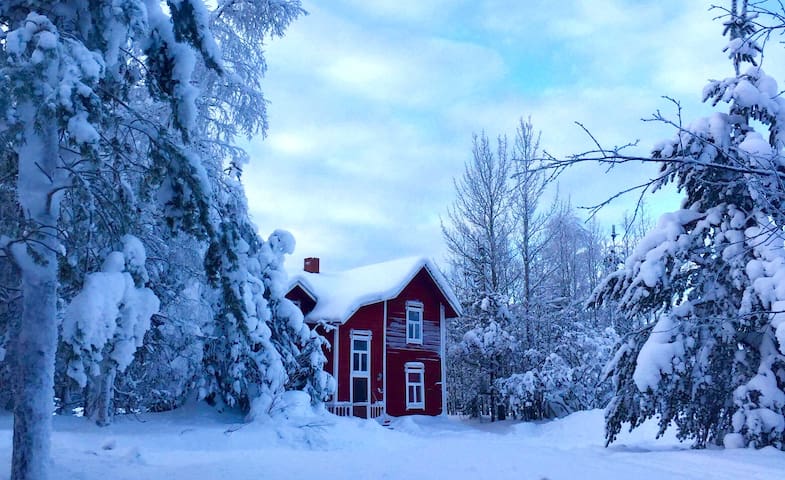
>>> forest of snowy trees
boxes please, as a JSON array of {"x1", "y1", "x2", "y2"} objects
[
  {"x1": 443, "y1": 0, "x2": 785, "y2": 452},
  {"x1": 3, "y1": 0, "x2": 785, "y2": 479},
  {"x1": 441, "y1": 119, "x2": 642, "y2": 422}
]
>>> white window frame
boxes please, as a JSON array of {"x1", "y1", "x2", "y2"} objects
[
  {"x1": 406, "y1": 301, "x2": 424, "y2": 345},
  {"x1": 405, "y1": 362, "x2": 425, "y2": 410}
]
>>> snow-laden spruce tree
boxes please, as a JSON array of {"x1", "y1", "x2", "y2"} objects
[
  {"x1": 261, "y1": 231, "x2": 333, "y2": 406},
  {"x1": 201, "y1": 194, "x2": 285, "y2": 412},
  {"x1": 0, "y1": 2, "x2": 228, "y2": 478},
  {"x1": 201, "y1": 176, "x2": 330, "y2": 416},
  {"x1": 593, "y1": 0, "x2": 785, "y2": 449},
  {"x1": 2, "y1": 2, "x2": 311, "y2": 475},
  {"x1": 188, "y1": 0, "x2": 329, "y2": 417}
]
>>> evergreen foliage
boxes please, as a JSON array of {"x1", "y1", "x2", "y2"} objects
[{"x1": 593, "y1": 0, "x2": 785, "y2": 449}]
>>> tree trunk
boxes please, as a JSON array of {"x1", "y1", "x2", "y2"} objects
[
  {"x1": 11, "y1": 262, "x2": 57, "y2": 480},
  {"x1": 489, "y1": 371, "x2": 496, "y2": 422},
  {"x1": 88, "y1": 363, "x2": 117, "y2": 427},
  {"x1": 11, "y1": 100, "x2": 60, "y2": 480},
  {"x1": 56, "y1": 381, "x2": 75, "y2": 416}
]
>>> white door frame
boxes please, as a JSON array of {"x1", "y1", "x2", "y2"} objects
[{"x1": 350, "y1": 329, "x2": 372, "y2": 415}]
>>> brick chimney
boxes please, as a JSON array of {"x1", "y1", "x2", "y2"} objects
[{"x1": 304, "y1": 257, "x2": 320, "y2": 274}]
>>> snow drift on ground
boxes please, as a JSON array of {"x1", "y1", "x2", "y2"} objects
[{"x1": 1, "y1": 406, "x2": 783, "y2": 479}]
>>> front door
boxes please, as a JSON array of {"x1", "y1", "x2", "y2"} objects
[{"x1": 351, "y1": 331, "x2": 371, "y2": 418}]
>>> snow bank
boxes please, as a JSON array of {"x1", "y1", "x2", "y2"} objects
[{"x1": 2, "y1": 408, "x2": 784, "y2": 479}]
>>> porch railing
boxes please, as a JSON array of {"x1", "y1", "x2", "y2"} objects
[
  {"x1": 326, "y1": 401, "x2": 385, "y2": 419},
  {"x1": 369, "y1": 402, "x2": 384, "y2": 419},
  {"x1": 326, "y1": 402, "x2": 352, "y2": 417}
]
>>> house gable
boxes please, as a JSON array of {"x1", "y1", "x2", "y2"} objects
[
  {"x1": 387, "y1": 267, "x2": 446, "y2": 352},
  {"x1": 384, "y1": 267, "x2": 448, "y2": 416},
  {"x1": 285, "y1": 283, "x2": 317, "y2": 317}
]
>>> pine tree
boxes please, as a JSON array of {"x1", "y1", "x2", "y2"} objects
[
  {"x1": 593, "y1": 0, "x2": 785, "y2": 449},
  {"x1": 190, "y1": 0, "x2": 312, "y2": 417}
]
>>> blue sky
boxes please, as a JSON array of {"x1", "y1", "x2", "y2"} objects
[{"x1": 241, "y1": 0, "x2": 785, "y2": 272}]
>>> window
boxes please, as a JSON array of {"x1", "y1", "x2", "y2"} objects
[
  {"x1": 405, "y1": 362, "x2": 425, "y2": 410},
  {"x1": 406, "y1": 302, "x2": 423, "y2": 344},
  {"x1": 352, "y1": 338, "x2": 369, "y2": 373},
  {"x1": 352, "y1": 334, "x2": 371, "y2": 376}
]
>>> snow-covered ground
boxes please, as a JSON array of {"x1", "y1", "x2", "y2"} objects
[{"x1": 1, "y1": 406, "x2": 783, "y2": 479}]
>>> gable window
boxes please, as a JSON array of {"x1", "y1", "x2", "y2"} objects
[
  {"x1": 405, "y1": 362, "x2": 425, "y2": 410},
  {"x1": 406, "y1": 302, "x2": 423, "y2": 345}
]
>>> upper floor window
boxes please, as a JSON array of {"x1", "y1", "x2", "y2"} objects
[{"x1": 406, "y1": 302, "x2": 423, "y2": 345}]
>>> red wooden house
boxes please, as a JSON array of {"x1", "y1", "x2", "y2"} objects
[{"x1": 286, "y1": 257, "x2": 461, "y2": 419}]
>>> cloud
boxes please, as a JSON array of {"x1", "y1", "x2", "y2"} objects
[
  {"x1": 262, "y1": 3, "x2": 506, "y2": 109},
  {"x1": 333, "y1": 0, "x2": 465, "y2": 25}
]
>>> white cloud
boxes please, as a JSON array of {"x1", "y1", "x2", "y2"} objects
[
  {"x1": 262, "y1": 3, "x2": 505, "y2": 109},
  {"x1": 333, "y1": 0, "x2": 469, "y2": 26},
  {"x1": 267, "y1": 132, "x2": 316, "y2": 156}
]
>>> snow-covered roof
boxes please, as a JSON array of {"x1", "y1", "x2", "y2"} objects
[{"x1": 287, "y1": 257, "x2": 462, "y2": 324}]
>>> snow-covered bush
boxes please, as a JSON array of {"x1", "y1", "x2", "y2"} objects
[
  {"x1": 496, "y1": 372, "x2": 543, "y2": 420},
  {"x1": 496, "y1": 324, "x2": 619, "y2": 421},
  {"x1": 62, "y1": 236, "x2": 159, "y2": 425}
]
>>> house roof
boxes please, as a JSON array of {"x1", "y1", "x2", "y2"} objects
[{"x1": 287, "y1": 256, "x2": 462, "y2": 324}]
